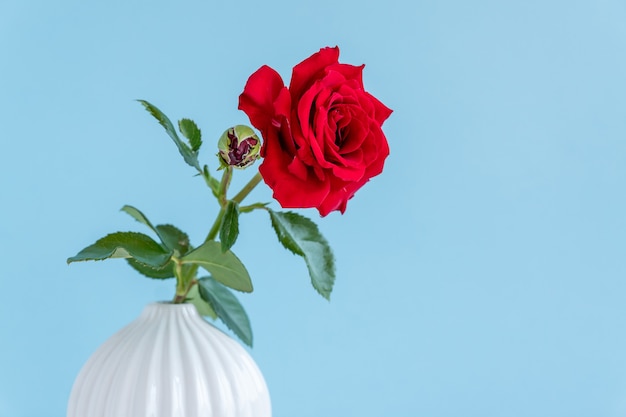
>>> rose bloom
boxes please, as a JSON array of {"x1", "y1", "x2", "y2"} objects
[{"x1": 239, "y1": 46, "x2": 392, "y2": 216}]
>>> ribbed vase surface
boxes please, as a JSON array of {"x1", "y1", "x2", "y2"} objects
[{"x1": 67, "y1": 302, "x2": 271, "y2": 417}]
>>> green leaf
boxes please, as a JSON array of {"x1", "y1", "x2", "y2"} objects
[
  {"x1": 178, "y1": 118, "x2": 202, "y2": 152},
  {"x1": 67, "y1": 232, "x2": 173, "y2": 269},
  {"x1": 121, "y1": 206, "x2": 191, "y2": 256},
  {"x1": 239, "y1": 202, "x2": 270, "y2": 213},
  {"x1": 126, "y1": 258, "x2": 175, "y2": 279},
  {"x1": 268, "y1": 210, "x2": 335, "y2": 299},
  {"x1": 121, "y1": 205, "x2": 157, "y2": 233},
  {"x1": 155, "y1": 224, "x2": 190, "y2": 255},
  {"x1": 137, "y1": 100, "x2": 201, "y2": 171},
  {"x1": 186, "y1": 283, "x2": 217, "y2": 319},
  {"x1": 181, "y1": 241, "x2": 252, "y2": 292},
  {"x1": 198, "y1": 276, "x2": 252, "y2": 347},
  {"x1": 220, "y1": 201, "x2": 239, "y2": 252},
  {"x1": 203, "y1": 165, "x2": 220, "y2": 198}
]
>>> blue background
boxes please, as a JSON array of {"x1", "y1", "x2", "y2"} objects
[{"x1": 1, "y1": 1, "x2": 626, "y2": 416}]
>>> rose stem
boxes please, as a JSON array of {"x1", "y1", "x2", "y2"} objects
[
  {"x1": 204, "y1": 167, "x2": 232, "y2": 243},
  {"x1": 205, "y1": 207, "x2": 225, "y2": 242},
  {"x1": 232, "y1": 172, "x2": 263, "y2": 204},
  {"x1": 203, "y1": 171, "x2": 263, "y2": 242}
]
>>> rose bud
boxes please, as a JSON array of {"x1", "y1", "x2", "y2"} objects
[{"x1": 217, "y1": 125, "x2": 261, "y2": 169}]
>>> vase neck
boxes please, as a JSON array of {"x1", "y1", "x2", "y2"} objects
[{"x1": 139, "y1": 302, "x2": 200, "y2": 320}]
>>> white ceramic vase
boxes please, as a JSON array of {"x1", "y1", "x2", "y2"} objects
[{"x1": 67, "y1": 302, "x2": 271, "y2": 417}]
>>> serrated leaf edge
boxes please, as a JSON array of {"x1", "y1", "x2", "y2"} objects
[{"x1": 268, "y1": 210, "x2": 336, "y2": 300}]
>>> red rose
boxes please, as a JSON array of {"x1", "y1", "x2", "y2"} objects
[{"x1": 239, "y1": 46, "x2": 392, "y2": 216}]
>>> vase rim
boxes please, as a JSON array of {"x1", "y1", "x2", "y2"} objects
[
  {"x1": 142, "y1": 301, "x2": 199, "y2": 313},
  {"x1": 148, "y1": 301, "x2": 196, "y2": 306}
]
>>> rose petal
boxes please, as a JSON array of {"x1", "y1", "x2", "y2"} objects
[
  {"x1": 272, "y1": 94, "x2": 296, "y2": 154},
  {"x1": 317, "y1": 177, "x2": 352, "y2": 215},
  {"x1": 363, "y1": 91, "x2": 393, "y2": 125},
  {"x1": 239, "y1": 65, "x2": 287, "y2": 131},
  {"x1": 302, "y1": 77, "x2": 346, "y2": 167},
  {"x1": 330, "y1": 161, "x2": 365, "y2": 182},
  {"x1": 269, "y1": 175, "x2": 330, "y2": 209},
  {"x1": 287, "y1": 156, "x2": 309, "y2": 181},
  {"x1": 326, "y1": 64, "x2": 364, "y2": 88},
  {"x1": 335, "y1": 110, "x2": 367, "y2": 154},
  {"x1": 260, "y1": 152, "x2": 329, "y2": 209},
  {"x1": 362, "y1": 124, "x2": 390, "y2": 177},
  {"x1": 289, "y1": 47, "x2": 339, "y2": 100},
  {"x1": 295, "y1": 81, "x2": 320, "y2": 150}
]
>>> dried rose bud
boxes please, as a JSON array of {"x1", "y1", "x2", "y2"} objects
[{"x1": 217, "y1": 125, "x2": 261, "y2": 169}]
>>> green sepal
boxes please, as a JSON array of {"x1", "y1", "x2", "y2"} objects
[
  {"x1": 186, "y1": 283, "x2": 217, "y2": 319},
  {"x1": 178, "y1": 118, "x2": 202, "y2": 152},
  {"x1": 220, "y1": 201, "x2": 239, "y2": 252},
  {"x1": 137, "y1": 100, "x2": 201, "y2": 171},
  {"x1": 181, "y1": 241, "x2": 252, "y2": 292},
  {"x1": 67, "y1": 231, "x2": 173, "y2": 269},
  {"x1": 268, "y1": 210, "x2": 335, "y2": 300},
  {"x1": 203, "y1": 165, "x2": 221, "y2": 198},
  {"x1": 198, "y1": 276, "x2": 252, "y2": 347}
]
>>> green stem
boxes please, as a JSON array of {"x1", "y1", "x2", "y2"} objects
[
  {"x1": 204, "y1": 171, "x2": 263, "y2": 242},
  {"x1": 173, "y1": 279, "x2": 198, "y2": 304},
  {"x1": 173, "y1": 259, "x2": 186, "y2": 303},
  {"x1": 218, "y1": 167, "x2": 233, "y2": 206},
  {"x1": 232, "y1": 172, "x2": 263, "y2": 204},
  {"x1": 203, "y1": 168, "x2": 233, "y2": 243},
  {"x1": 205, "y1": 206, "x2": 225, "y2": 242}
]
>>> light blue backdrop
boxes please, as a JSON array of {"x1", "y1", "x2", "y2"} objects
[{"x1": 1, "y1": 1, "x2": 626, "y2": 416}]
